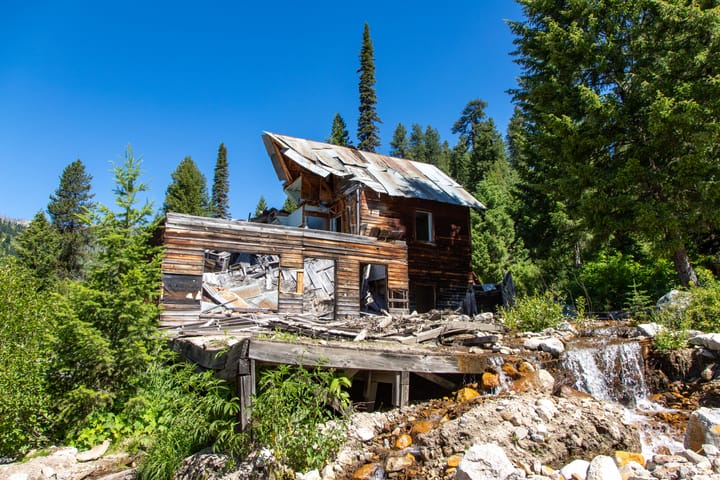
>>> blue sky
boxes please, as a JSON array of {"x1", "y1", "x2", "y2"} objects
[{"x1": 0, "y1": 1, "x2": 523, "y2": 221}]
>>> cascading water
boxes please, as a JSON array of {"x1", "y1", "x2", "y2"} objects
[
  {"x1": 561, "y1": 337, "x2": 684, "y2": 455},
  {"x1": 561, "y1": 340, "x2": 649, "y2": 406}
]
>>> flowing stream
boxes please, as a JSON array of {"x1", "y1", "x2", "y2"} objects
[{"x1": 561, "y1": 338, "x2": 684, "y2": 456}]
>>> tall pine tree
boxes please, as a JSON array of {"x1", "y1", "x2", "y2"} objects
[
  {"x1": 211, "y1": 143, "x2": 231, "y2": 219},
  {"x1": 389, "y1": 123, "x2": 409, "y2": 158},
  {"x1": 327, "y1": 113, "x2": 353, "y2": 146},
  {"x1": 357, "y1": 23, "x2": 381, "y2": 152},
  {"x1": 452, "y1": 99, "x2": 505, "y2": 190},
  {"x1": 164, "y1": 156, "x2": 210, "y2": 216},
  {"x1": 510, "y1": 0, "x2": 720, "y2": 286},
  {"x1": 47, "y1": 159, "x2": 94, "y2": 279}
]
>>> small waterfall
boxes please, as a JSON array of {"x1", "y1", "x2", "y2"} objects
[{"x1": 561, "y1": 340, "x2": 649, "y2": 407}]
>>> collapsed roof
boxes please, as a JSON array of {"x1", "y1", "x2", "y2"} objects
[{"x1": 262, "y1": 132, "x2": 485, "y2": 210}]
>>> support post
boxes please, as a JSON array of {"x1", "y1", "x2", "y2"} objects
[
  {"x1": 236, "y1": 340, "x2": 255, "y2": 432},
  {"x1": 393, "y1": 370, "x2": 410, "y2": 407}
]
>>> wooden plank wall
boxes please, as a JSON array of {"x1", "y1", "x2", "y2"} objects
[
  {"x1": 361, "y1": 190, "x2": 474, "y2": 308},
  {"x1": 161, "y1": 213, "x2": 408, "y2": 327}
]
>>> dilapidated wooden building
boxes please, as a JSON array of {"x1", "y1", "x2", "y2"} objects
[{"x1": 160, "y1": 133, "x2": 484, "y2": 327}]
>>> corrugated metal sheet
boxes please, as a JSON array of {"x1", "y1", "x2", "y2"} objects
[{"x1": 263, "y1": 132, "x2": 486, "y2": 209}]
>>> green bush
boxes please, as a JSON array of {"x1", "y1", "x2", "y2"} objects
[
  {"x1": 572, "y1": 250, "x2": 675, "y2": 312},
  {"x1": 685, "y1": 270, "x2": 720, "y2": 332},
  {"x1": 69, "y1": 360, "x2": 243, "y2": 480},
  {"x1": 502, "y1": 290, "x2": 565, "y2": 332},
  {"x1": 251, "y1": 364, "x2": 352, "y2": 476},
  {"x1": 0, "y1": 258, "x2": 56, "y2": 456}
]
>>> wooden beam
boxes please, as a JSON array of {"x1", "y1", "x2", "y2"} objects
[
  {"x1": 247, "y1": 339, "x2": 492, "y2": 374},
  {"x1": 414, "y1": 371, "x2": 457, "y2": 391}
]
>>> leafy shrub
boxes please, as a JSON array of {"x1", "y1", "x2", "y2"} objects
[
  {"x1": 0, "y1": 258, "x2": 56, "y2": 456},
  {"x1": 572, "y1": 250, "x2": 675, "y2": 312},
  {"x1": 69, "y1": 360, "x2": 243, "y2": 480},
  {"x1": 251, "y1": 364, "x2": 352, "y2": 476},
  {"x1": 685, "y1": 270, "x2": 720, "y2": 332},
  {"x1": 502, "y1": 290, "x2": 565, "y2": 332}
]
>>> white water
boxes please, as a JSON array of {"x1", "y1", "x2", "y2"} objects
[
  {"x1": 562, "y1": 339, "x2": 684, "y2": 456},
  {"x1": 562, "y1": 341, "x2": 648, "y2": 406}
]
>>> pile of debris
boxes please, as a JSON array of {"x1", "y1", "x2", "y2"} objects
[{"x1": 171, "y1": 309, "x2": 508, "y2": 348}]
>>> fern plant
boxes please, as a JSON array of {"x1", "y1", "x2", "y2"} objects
[{"x1": 250, "y1": 364, "x2": 352, "y2": 476}]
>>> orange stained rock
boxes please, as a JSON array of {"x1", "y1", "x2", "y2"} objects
[
  {"x1": 615, "y1": 450, "x2": 645, "y2": 467},
  {"x1": 447, "y1": 454, "x2": 462, "y2": 468},
  {"x1": 502, "y1": 363, "x2": 522, "y2": 380},
  {"x1": 410, "y1": 420, "x2": 435, "y2": 435},
  {"x1": 352, "y1": 463, "x2": 383, "y2": 480},
  {"x1": 713, "y1": 425, "x2": 720, "y2": 435},
  {"x1": 510, "y1": 373, "x2": 535, "y2": 393},
  {"x1": 481, "y1": 371, "x2": 501, "y2": 390},
  {"x1": 456, "y1": 387, "x2": 481, "y2": 403},
  {"x1": 518, "y1": 361, "x2": 536, "y2": 374},
  {"x1": 395, "y1": 433, "x2": 412, "y2": 449}
]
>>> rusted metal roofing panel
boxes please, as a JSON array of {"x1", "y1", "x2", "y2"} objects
[{"x1": 262, "y1": 132, "x2": 485, "y2": 209}]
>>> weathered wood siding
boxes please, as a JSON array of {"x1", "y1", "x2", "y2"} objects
[
  {"x1": 360, "y1": 190, "x2": 473, "y2": 310},
  {"x1": 161, "y1": 213, "x2": 408, "y2": 327}
]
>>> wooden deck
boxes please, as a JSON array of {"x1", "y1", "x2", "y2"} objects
[{"x1": 169, "y1": 331, "x2": 540, "y2": 430}]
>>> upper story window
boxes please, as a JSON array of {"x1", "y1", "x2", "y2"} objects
[{"x1": 415, "y1": 210, "x2": 433, "y2": 242}]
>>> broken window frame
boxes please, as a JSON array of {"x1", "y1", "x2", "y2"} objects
[{"x1": 415, "y1": 210, "x2": 433, "y2": 242}]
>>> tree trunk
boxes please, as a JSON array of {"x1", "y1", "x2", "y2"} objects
[{"x1": 673, "y1": 246, "x2": 698, "y2": 287}]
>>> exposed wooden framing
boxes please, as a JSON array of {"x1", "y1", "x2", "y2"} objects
[
  {"x1": 161, "y1": 213, "x2": 409, "y2": 326},
  {"x1": 415, "y1": 371, "x2": 457, "y2": 391}
]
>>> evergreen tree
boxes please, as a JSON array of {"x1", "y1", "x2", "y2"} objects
[
  {"x1": 357, "y1": 23, "x2": 381, "y2": 152},
  {"x1": 282, "y1": 196, "x2": 298, "y2": 213},
  {"x1": 327, "y1": 113, "x2": 353, "y2": 146},
  {"x1": 0, "y1": 218, "x2": 25, "y2": 257},
  {"x1": 423, "y1": 125, "x2": 442, "y2": 167},
  {"x1": 74, "y1": 145, "x2": 163, "y2": 394},
  {"x1": 47, "y1": 159, "x2": 94, "y2": 278},
  {"x1": 211, "y1": 143, "x2": 231, "y2": 219},
  {"x1": 389, "y1": 123, "x2": 409, "y2": 158},
  {"x1": 13, "y1": 211, "x2": 62, "y2": 290},
  {"x1": 255, "y1": 196, "x2": 268, "y2": 217},
  {"x1": 452, "y1": 99, "x2": 505, "y2": 191},
  {"x1": 407, "y1": 124, "x2": 426, "y2": 163},
  {"x1": 510, "y1": 0, "x2": 720, "y2": 286},
  {"x1": 163, "y1": 156, "x2": 210, "y2": 216}
]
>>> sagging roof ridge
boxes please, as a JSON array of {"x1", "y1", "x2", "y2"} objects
[{"x1": 262, "y1": 132, "x2": 486, "y2": 210}]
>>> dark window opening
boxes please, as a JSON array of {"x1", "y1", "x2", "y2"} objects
[
  {"x1": 415, "y1": 210, "x2": 433, "y2": 242},
  {"x1": 360, "y1": 263, "x2": 388, "y2": 313}
]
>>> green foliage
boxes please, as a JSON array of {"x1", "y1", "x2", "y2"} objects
[
  {"x1": 77, "y1": 146, "x2": 164, "y2": 397},
  {"x1": 502, "y1": 290, "x2": 564, "y2": 332},
  {"x1": 452, "y1": 98, "x2": 505, "y2": 190},
  {"x1": 389, "y1": 123, "x2": 408, "y2": 157},
  {"x1": 282, "y1": 196, "x2": 298, "y2": 213},
  {"x1": 357, "y1": 23, "x2": 381, "y2": 152},
  {"x1": 510, "y1": 0, "x2": 720, "y2": 286},
  {"x1": 685, "y1": 270, "x2": 720, "y2": 332},
  {"x1": 132, "y1": 362, "x2": 242, "y2": 480},
  {"x1": 327, "y1": 113, "x2": 353, "y2": 147},
  {"x1": 47, "y1": 293, "x2": 115, "y2": 434},
  {"x1": 251, "y1": 364, "x2": 352, "y2": 474},
  {"x1": 255, "y1": 195, "x2": 268, "y2": 217},
  {"x1": 47, "y1": 159, "x2": 94, "y2": 278},
  {"x1": 0, "y1": 258, "x2": 55, "y2": 455},
  {"x1": 163, "y1": 155, "x2": 210, "y2": 216},
  {"x1": 13, "y1": 211, "x2": 62, "y2": 290},
  {"x1": 572, "y1": 250, "x2": 675, "y2": 312},
  {"x1": 0, "y1": 217, "x2": 24, "y2": 256},
  {"x1": 211, "y1": 143, "x2": 231, "y2": 219}
]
